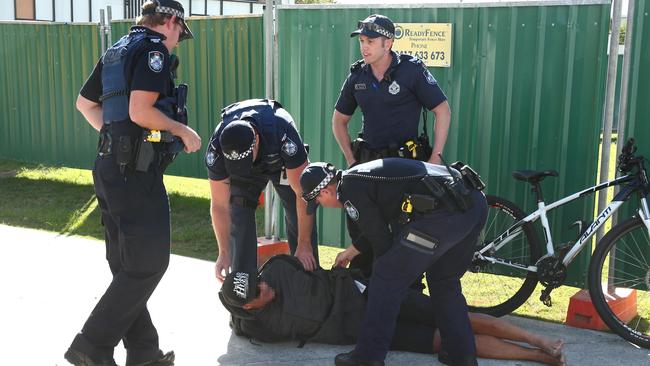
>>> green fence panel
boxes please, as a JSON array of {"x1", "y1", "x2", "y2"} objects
[
  {"x1": 0, "y1": 16, "x2": 265, "y2": 178},
  {"x1": 277, "y1": 2, "x2": 611, "y2": 287},
  {"x1": 617, "y1": 0, "x2": 650, "y2": 289},
  {"x1": 0, "y1": 22, "x2": 102, "y2": 168}
]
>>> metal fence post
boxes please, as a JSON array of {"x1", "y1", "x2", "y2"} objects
[
  {"x1": 596, "y1": 0, "x2": 623, "y2": 244},
  {"x1": 99, "y1": 9, "x2": 106, "y2": 55}
]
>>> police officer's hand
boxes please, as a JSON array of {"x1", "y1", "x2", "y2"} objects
[
  {"x1": 215, "y1": 254, "x2": 231, "y2": 283},
  {"x1": 294, "y1": 244, "x2": 317, "y2": 272},
  {"x1": 333, "y1": 245, "x2": 361, "y2": 268},
  {"x1": 176, "y1": 125, "x2": 202, "y2": 153}
]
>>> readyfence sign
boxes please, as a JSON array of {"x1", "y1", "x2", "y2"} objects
[{"x1": 393, "y1": 23, "x2": 452, "y2": 67}]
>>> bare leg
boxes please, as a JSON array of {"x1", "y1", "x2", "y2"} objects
[
  {"x1": 468, "y1": 313, "x2": 564, "y2": 357},
  {"x1": 474, "y1": 334, "x2": 565, "y2": 366},
  {"x1": 433, "y1": 331, "x2": 565, "y2": 366}
]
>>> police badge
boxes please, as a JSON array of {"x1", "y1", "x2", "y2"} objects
[
  {"x1": 424, "y1": 69, "x2": 436, "y2": 85},
  {"x1": 344, "y1": 200, "x2": 359, "y2": 221},
  {"x1": 206, "y1": 150, "x2": 217, "y2": 166},
  {"x1": 388, "y1": 80, "x2": 400, "y2": 95},
  {"x1": 148, "y1": 51, "x2": 164, "y2": 73},
  {"x1": 282, "y1": 138, "x2": 298, "y2": 156}
]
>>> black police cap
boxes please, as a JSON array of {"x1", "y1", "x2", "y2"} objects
[
  {"x1": 299, "y1": 162, "x2": 337, "y2": 215},
  {"x1": 219, "y1": 120, "x2": 256, "y2": 176},
  {"x1": 350, "y1": 14, "x2": 395, "y2": 39},
  {"x1": 141, "y1": 0, "x2": 194, "y2": 41}
]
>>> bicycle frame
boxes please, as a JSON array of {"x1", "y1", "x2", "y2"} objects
[{"x1": 477, "y1": 173, "x2": 650, "y2": 273}]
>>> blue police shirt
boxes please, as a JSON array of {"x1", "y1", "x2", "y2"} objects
[
  {"x1": 205, "y1": 107, "x2": 308, "y2": 181},
  {"x1": 335, "y1": 52, "x2": 447, "y2": 149},
  {"x1": 80, "y1": 26, "x2": 172, "y2": 103}
]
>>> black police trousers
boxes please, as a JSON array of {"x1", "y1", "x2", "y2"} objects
[
  {"x1": 354, "y1": 190, "x2": 488, "y2": 365},
  {"x1": 229, "y1": 171, "x2": 318, "y2": 273},
  {"x1": 70, "y1": 154, "x2": 170, "y2": 365}
]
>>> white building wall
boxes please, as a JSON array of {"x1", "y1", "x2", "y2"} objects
[
  {"x1": 1, "y1": 0, "x2": 14, "y2": 20},
  {"x1": 0, "y1": 0, "x2": 262, "y2": 22}
]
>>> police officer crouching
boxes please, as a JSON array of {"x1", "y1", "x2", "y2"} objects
[
  {"x1": 205, "y1": 99, "x2": 319, "y2": 282},
  {"x1": 300, "y1": 158, "x2": 488, "y2": 366},
  {"x1": 68, "y1": 1, "x2": 201, "y2": 365}
]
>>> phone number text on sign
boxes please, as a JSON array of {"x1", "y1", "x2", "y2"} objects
[{"x1": 393, "y1": 23, "x2": 452, "y2": 67}]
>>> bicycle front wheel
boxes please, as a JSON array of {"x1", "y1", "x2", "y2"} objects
[
  {"x1": 588, "y1": 217, "x2": 650, "y2": 348},
  {"x1": 462, "y1": 195, "x2": 541, "y2": 317}
]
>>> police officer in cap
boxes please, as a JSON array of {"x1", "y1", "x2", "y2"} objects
[
  {"x1": 332, "y1": 14, "x2": 451, "y2": 167},
  {"x1": 332, "y1": 14, "x2": 452, "y2": 280},
  {"x1": 205, "y1": 99, "x2": 319, "y2": 281},
  {"x1": 67, "y1": 1, "x2": 201, "y2": 365},
  {"x1": 300, "y1": 159, "x2": 488, "y2": 366}
]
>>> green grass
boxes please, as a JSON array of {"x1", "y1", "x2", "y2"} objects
[{"x1": 0, "y1": 159, "x2": 342, "y2": 263}]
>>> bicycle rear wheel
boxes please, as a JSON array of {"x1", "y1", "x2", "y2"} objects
[
  {"x1": 588, "y1": 217, "x2": 650, "y2": 348},
  {"x1": 462, "y1": 195, "x2": 541, "y2": 317}
]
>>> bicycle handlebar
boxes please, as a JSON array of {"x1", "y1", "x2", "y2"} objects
[{"x1": 617, "y1": 138, "x2": 645, "y2": 174}]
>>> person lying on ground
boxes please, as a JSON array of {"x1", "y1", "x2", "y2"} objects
[{"x1": 218, "y1": 255, "x2": 565, "y2": 366}]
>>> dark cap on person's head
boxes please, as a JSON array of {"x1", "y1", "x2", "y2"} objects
[
  {"x1": 220, "y1": 271, "x2": 260, "y2": 308},
  {"x1": 350, "y1": 14, "x2": 395, "y2": 39},
  {"x1": 141, "y1": 0, "x2": 194, "y2": 41},
  {"x1": 219, "y1": 120, "x2": 256, "y2": 176},
  {"x1": 299, "y1": 162, "x2": 337, "y2": 215}
]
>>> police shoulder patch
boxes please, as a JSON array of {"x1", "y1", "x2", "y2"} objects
[
  {"x1": 148, "y1": 50, "x2": 164, "y2": 73},
  {"x1": 344, "y1": 200, "x2": 360, "y2": 221},
  {"x1": 423, "y1": 69, "x2": 437, "y2": 85},
  {"x1": 281, "y1": 137, "x2": 298, "y2": 156},
  {"x1": 205, "y1": 149, "x2": 219, "y2": 167}
]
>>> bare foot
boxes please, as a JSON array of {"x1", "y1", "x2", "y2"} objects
[
  {"x1": 555, "y1": 352, "x2": 566, "y2": 366},
  {"x1": 536, "y1": 337, "x2": 565, "y2": 357}
]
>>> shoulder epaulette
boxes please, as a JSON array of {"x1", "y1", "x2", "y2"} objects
[
  {"x1": 399, "y1": 53, "x2": 424, "y2": 67},
  {"x1": 350, "y1": 59, "x2": 365, "y2": 72}
]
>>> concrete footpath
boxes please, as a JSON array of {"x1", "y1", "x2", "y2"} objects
[{"x1": 1, "y1": 224, "x2": 648, "y2": 366}]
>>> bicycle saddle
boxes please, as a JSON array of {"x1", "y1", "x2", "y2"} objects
[{"x1": 512, "y1": 169, "x2": 559, "y2": 184}]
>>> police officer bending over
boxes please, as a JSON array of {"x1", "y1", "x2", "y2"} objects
[
  {"x1": 332, "y1": 14, "x2": 451, "y2": 167},
  {"x1": 300, "y1": 159, "x2": 488, "y2": 366},
  {"x1": 205, "y1": 99, "x2": 319, "y2": 281},
  {"x1": 67, "y1": 1, "x2": 201, "y2": 365}
]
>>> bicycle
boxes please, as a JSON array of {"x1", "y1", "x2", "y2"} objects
[{"x1": 461, "y1": 138, "x2": 650, "y2": 348}]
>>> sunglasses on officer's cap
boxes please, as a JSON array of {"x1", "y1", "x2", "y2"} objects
[{"x1": 141, "y1": 0, "x2": 194, "y2": 41}]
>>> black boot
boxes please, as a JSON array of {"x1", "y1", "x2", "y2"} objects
[
  {"x1": 64, "y1": 348, "x2": 118, "y2": 366},
  {"x1": 334, "y1": 350, "x2": 384, "y2": 366},
  {"x1": 438, "y1": 350, "x2": 478, "y2": 366},
  {"x1": 127, "y1": 351, "x2": 175, "y2": 366}
]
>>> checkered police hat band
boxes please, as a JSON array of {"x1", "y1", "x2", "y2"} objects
[
  {"x1": 155, "y1": 6, "x2": 184, "y2": 19},
  {"x1": 304, "y1": 171, "x2": 334, "y2": 201},
  {"x1": 223, "y1": 136, "x2": 255, "y2": 161},
  {"x1": 357, "y1": 21, "x2": 394, "y2": 38}
]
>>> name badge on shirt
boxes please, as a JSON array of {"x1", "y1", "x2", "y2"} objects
[{"x1": 354, "y1": 83, "x2": 367, "y2": 90}]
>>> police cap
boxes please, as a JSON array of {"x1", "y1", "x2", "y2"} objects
[
  {"x1": 221, "y1": 271, "x2": 260, "y2": 308},
  {"x1": 141, "y1": 0, "x2": 194, "y2": 41},
  {"x1": 219, "y1": 120, "x2": 256, "y2": 176},
  {"x1": 350, "y1": 14, "x2": 395, "y2": 39},
  {"x1": 300, "y1": 162, "x2": 337, "y2": 215}
]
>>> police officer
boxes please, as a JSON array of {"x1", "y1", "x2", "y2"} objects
[
  {"x1": 332, "y1": 14, "x2": 452, "y2": 279},
  {"x1": 300, "y1": 159, "x2": 488, "y2": 366},
  {"x1": 332, "y1": 14, "x2": 451, "y2": 167},
  {"x1": 67, "y1": 1, "x2": 201, "y2": 365},
  {"x1": 205, "y1": 99, "x2": 319, "y2": 281}
]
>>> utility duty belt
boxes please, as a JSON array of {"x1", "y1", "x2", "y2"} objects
[
  {"x1": 97, "y1": 84, "x2": 189, "y2": 174},
  {"x1": 399, "y1": 161, "x2": 486, "y2": 224},
  {"x1": 351, "y1": 133, "x2": 432, "y2": 163}
]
